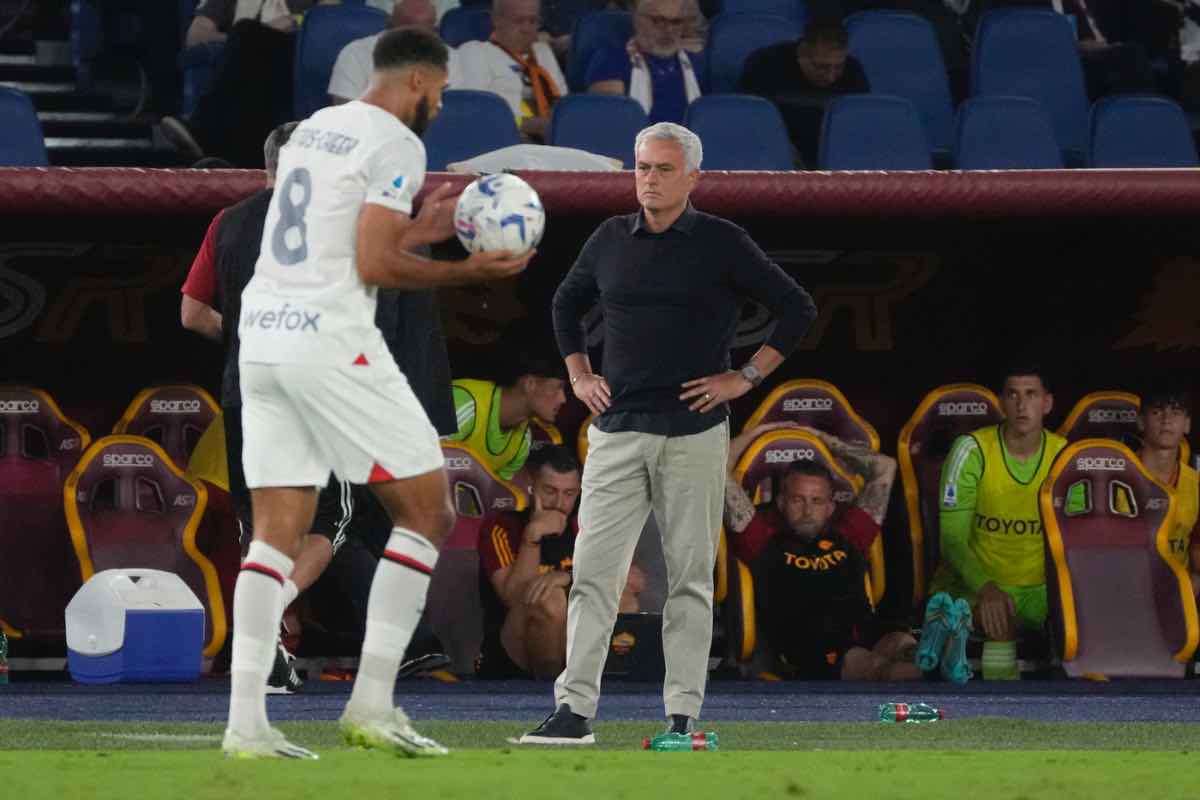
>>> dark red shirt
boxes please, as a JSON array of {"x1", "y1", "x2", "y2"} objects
[
  {"x1": 733, "y1": 503, "x2": 879, "y2": 564},
  {"x1": 180, "y1": 209, "x2": 224, "y2": 305}
]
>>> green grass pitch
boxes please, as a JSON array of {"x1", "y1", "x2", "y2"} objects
[{"x1": 4, "y1": 719, "x2": 1200, "y2": 800}]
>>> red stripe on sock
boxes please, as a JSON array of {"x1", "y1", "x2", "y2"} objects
[
  {"x1": 382, "y1": 550, "x2": 433, "y2": 576},
  {"x1": 242, "y1": 562, "x2": 285, "y2": 585}
]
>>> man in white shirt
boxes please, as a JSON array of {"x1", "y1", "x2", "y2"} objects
[
  {"x1": 328, "y1": 0, "x2": 447, "y2": 105},
  {"x1": 225, "y1": 27, "x2": 533, "y2": 760},
  {"x1": 453, "y1": 0, "x2": 567, "y2": 139}
]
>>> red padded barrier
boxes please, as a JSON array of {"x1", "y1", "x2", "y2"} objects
[{"x1": 3, "y1": 167, "x2": 1200, "y2": 219}]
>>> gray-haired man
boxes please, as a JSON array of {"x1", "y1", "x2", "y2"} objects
[{"x1": 520, "y1": 122, "x2": 818, "y2": 744}]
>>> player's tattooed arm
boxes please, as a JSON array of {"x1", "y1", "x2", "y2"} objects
[{"x1": 805, "y1": 428, "x2": 897, "y2": 526}]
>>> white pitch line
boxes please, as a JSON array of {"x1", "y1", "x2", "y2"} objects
[{"x1": 94, "y1": 733, "x2": 220, "y2": 743}]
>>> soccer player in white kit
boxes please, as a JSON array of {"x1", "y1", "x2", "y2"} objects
[{"x1": 224, "y1": 28, "x2": 534, "y2": 759}]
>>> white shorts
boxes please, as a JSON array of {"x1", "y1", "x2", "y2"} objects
[{"x1": 240, "y1": 359, "x2": 444, "y2": 489}]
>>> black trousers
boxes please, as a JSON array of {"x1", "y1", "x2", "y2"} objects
[{"x1": 188, "y1": 19, "x2": 295, "y2": 167}]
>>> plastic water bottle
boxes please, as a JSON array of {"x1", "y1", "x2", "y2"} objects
[
  {"x1": 642, "y1": 731, "x2": 720, "y2": 751},
  {"x1": 878, "y1": 702, "x2": 942, "y2": 723},
  {"x1": 0, "y1": 630, "x2": 9, "y2": 685}
]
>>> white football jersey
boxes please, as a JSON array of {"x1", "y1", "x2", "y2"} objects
[{"x1": 239, "y1": 101, "x2": 425, "y2": 366}]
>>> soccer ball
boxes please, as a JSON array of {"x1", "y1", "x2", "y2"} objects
[{"x1": 453, "y1": 174, "x2": 545, "y2": 256}]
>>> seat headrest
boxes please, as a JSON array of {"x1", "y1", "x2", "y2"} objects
[
  {"x1": 733, "y1": 429, "x2": 863, "y2": 506},
  {"x1": 743, "y1": 379, "x2": 879, "y2": 450},
  {"x1": 442, "y1": 443, "x2": 527, "y2": 517}
]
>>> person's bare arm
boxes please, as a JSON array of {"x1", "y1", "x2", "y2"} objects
[
  {"x1": 802, "y1": 427, "x2": 897, "y2": 526},
  {"x1": 355, "y1": 189, "x2": 533, "y2": 289},
  {"x1": 489, "y1": 499, "x2": 568, "y2": 608},
  {"x1": 588, "y1": 79, "x2": 625, "y2": 95},
  {"x1": 185, "y1": 15, "x2": 226, "y2": 48},
  {"x1": 180, "y1": 295, "x2": 222, "y2": 341}
]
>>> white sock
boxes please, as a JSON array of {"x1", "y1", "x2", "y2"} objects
[
  {"x1": 346, "y1": 528, "x2": 439, "y2": 718},
  {"x1": 227, "y1": 540, "x2": 294, "y2": 738},
  {"x1": 281, "y1": 579, "x2": 299, "y2": 609}
]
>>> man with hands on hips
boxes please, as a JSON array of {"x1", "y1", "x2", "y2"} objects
[{"x1": 520, "y1": 121, "x2": 817, "y2": 745}]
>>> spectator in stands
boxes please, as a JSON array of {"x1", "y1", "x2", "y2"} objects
[
  {"x1": 1136, "y1": 380, "x2": 1199, "y2": 590},
  {"x1": 723, "y1": 422, "x2": 920, "y2": 681},
  {"x1": 446, "y1": 361, "x2": 567, "y2": 480},
  {"x1": 928, "y1": 363, "x2": 1067, "y2": 680},
  {"x1": 158, "y1": 0, "x2": 324, "y2": 167},
  {"x1": 329, "y1": 0, "x2": 442, "y2": 104},
  {"x1": 947, "y1": 0, "x2": 1157, "y2": 99},
  {"x1": 453, "y1": 0, "x2": 567, "y2": 140},
  {"x1": 739, "y1": 19, "x2": 869, "y2": 167},
  {"x1": 585, "y1": 0, "x2": 705, "y2": 125},
  {"x1": 477, "y1": 446, "x2": 643, "y2": 678}
]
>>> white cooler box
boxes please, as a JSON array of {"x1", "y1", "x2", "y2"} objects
[{"x1": 65, "y1": 569, "x2": 205, "y2": 684}]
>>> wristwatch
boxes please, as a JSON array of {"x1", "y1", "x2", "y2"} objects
[{"x1": 738, "y1": 364, "x2": 763, "y2": 387}]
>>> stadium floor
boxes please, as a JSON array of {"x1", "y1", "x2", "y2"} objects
[{"x1": 5, "y1": 678, "x2": 1200, "y2": 724}]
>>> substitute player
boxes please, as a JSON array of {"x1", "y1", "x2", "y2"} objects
[{"x1": 224, "y1": 28, "x2": 533, "y2": 759}]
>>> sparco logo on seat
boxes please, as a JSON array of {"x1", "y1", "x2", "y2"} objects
[
  {"x1": 765, "y1": 448, "x2": 816, "y2": 464},
  {"x1": 150, "y1": 399, "x2": 202, "y2": 413},
  {"x1": 445, "y1": 457, "x2": 472, "y2": 471},
  {"x1": 1087, "y1": 409, "x2": 1137, "y2": 424},
  {"x1": 782, "y1": 398, "x2": 834, "y2": 412},
  {"x1": 1076, "y1": 457, "x2": 1126, "y2": 471},
  {"x1": 103, "y1": 453, "x2": 154, "y2": 468},
  {"x1": 0, "y1": 400, "x2": 39, "y2": 413},
  {"x1": 937, "y1": 402, "x2": 989, "y2": 416}
]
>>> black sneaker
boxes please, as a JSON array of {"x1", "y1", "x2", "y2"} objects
[
  {"x1": 666, "y1": 714, "x2": 696, "y2": 735},
  {"x1": 266, "y1": 641, "x2": 303, "y2": 695},
  {"x1": 517, "y1": 704, "x2": 595, "y2": 745}
]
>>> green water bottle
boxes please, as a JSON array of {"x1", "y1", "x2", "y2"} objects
[
  {"x1": 0, "y1": 629, "x2": 9, "y2": 685},
  {"x1": 878, "y1": 702, "x2": 942, "y2": 723},
  {"x1": 642, "y1": 731, "x2": 720, "y2": 751}
]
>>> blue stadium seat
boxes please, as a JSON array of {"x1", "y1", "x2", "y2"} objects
[
  {"x1": 971, "y1": 8, "x2": 1089, "y2": 164},
  {"x1": 0, "y1": 88, "x2": 49, "y2": 167},
  {"x1": 954, "y1": 96, "x2": 1063, "y2": 169},
  {"x1": 707, "y1": 13, "x2": 801, "y2": 94},
  {"x1": 424, "y1": 90, "x2": 522, "y2": 171},
  {"x1": 439, "y1": 6, "x2": 492, "y2": 47},
  {"x1": 818, "y1": 94, "x2": 931, "y2": 170},
  {"x1": 548, "y1": 94, "x2": 648, "y2": 167},
  {"x1": 706, "y1": 0, "x2": 807, "y2": 23},
  {"x1": 1090, "y1": 95, "x2": 1199, "y2": 168},
  {"x1": 568, "y1": 10, "x2": 633, "y2": 91},
  {"x1": 846, "y1": 11, "x2": 953, "y2": 156},
  {"x1": 684, "y1": 94, "x2": 795, "y2": 169},
  {"x1": 293, "y1": 4, "x2": 387, "y2": 119}
]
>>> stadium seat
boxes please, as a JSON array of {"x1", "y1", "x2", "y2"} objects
[
  {"x1": 953, "y1": 96, "x2": 1064, "y2": 170},
  {"x1": 548, "y1": 94, "x2": 648, "y2": 167},
  {"x1": 706, "y1": 13, "x2": 801, "y2": 94},
  {"x1": 818, "y1": 94, "x2": 932, "y2": 170},
  {"x1": 1057, "y1": 391, "x2": 1141, "y2": 445},
  {"x1": 0, "y1": 88, "x2": 49, "y2": 167},
  {"x1": 567, "y1": 10, "x2": 633, "y2": 91},
  {"x1": 441, "y1": 441, "x2": 528, "y2": 549},
  {"x1": 439, "y1": 6, "x2": 492, "y2": 46},
  {"x1": 684, "y1": 94, "x2": 795, "y2": 170},
  {"x1": 529, "y1": 417, "x2": 564, "y2": 450},
  {"x1": 846, "y1": 11, "x2": 954, "y2": 156},
  {"x1": 178, "y1": 43, "x2": 224, "y2": 119},
  {"x1": 63, "y1": 435, "x2": 226, "y2": 657},
  {"x1": 707, "y1": 0, "x2": 806, "y2": 21},
  {"x1": 1090, "y1": 95, "x2": 1199, "y2": 168},
  {"x1": 293, "y1": 4, "x2": 387, "y2": 118},
  {"x1": 0, "y1": 388, "x2": 90, "y2": 641},
  {"x1": 971, "y1": 8, "x2": 1089, "y2": 163},
  {"x1": 717, "y1": 429, "x2": 881, "y2": 662},
  {"x1": 112, "y1": 385, "x2": 220, "y2": 471},
  {"x1": 741, "y1": 378, "x2": 880, "y2": 450},
  {"x1": 898, "y1": 384, "x2": 1003, "y2": 609},
  {"x1": 423, "y1": 90, "x2": 522, "y2": 171},
  {"x1": 577, "y1": 413, "x2": 593, "y2": 464},
  {"x1": 433, "y1": 442, "x2": 528, "y2": 671},
  {"x1": 1041, "y1": 439, "x2": 1199, "y2": 677}
]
